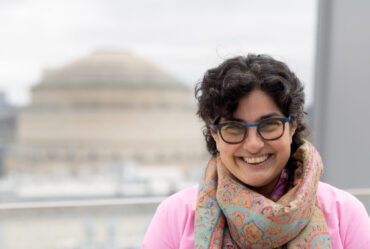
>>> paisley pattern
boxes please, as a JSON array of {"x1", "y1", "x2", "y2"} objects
[{"x1": 195, "y1": 141, "x2": 332, "y2": 249}]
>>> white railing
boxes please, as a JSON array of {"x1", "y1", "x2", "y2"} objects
[
  {"x1": 347, "y1": 188, "x2": 370, "y2": 197},
  {"x1": 0, "y1": 189, "x2": 369, "y2": 249},
  {"x1": 0, "y1": 196, "x2": 164, "y2": 210},
  {"x1": 0, "y1": 196, "x2": 165, "y2": 249}
]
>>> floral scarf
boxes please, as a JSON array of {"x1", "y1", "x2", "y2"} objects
[{"x1": 194, "y1": 141, "x2": 332, "y2": 249}]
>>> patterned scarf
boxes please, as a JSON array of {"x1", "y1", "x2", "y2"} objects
[{"x1": 195, "y1": 141, "x2": 332, "y2": 249}]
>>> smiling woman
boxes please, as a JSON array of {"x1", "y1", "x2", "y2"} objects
[
  {"x1": 211, "y1": 90, "x2": 295, "y2": 198},
  {"x1": 142, "y1": 54, "x2": 370, "y2": 249}
]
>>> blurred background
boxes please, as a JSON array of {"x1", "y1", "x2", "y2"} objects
[{"x1": 0, "y1": 0, "x2": 369, "y2": 248}]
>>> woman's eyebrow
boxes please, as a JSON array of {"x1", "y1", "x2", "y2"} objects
[
  {"x1": 258, "y1": 112, "x2": 283, "y2": 121},
  {"x1": 223, "y1": 117, "x2": 245, "y2": 122},
  {"x1": 228, "y1": 112, "x2": 283, "y2": 123}
]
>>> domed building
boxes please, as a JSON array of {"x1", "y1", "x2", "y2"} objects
[{"x1": 5, "y1": 50, "x2": 207, "y2": 178}]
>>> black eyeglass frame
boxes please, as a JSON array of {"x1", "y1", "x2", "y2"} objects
[{"x1": 212, "y1": 115, "x2": 291, "y2": 144}]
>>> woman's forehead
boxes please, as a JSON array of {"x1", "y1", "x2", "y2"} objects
[
  {"x1": 220, "y1": 111, "x2": 284, "y2": 123},
  {"x1": 232, "y1": 91, "x2": 283, "y2": 119}
]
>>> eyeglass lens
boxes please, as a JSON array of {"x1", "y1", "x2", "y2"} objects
[{"x1": 220, "y1": 118, "x2": 285, "y2": 143}]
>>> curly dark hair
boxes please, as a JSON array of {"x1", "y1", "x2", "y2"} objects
[{"x1": 195, "y1": 54, "x2": 308, "y2": 156}]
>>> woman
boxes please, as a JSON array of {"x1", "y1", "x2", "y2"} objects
[{"x1": 142, "y1": 54, "x2": 370, "y2": 248}]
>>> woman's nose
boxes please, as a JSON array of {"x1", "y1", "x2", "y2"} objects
[{"x1": 241, "y1": 128, "x2": 264, "y2": 154}]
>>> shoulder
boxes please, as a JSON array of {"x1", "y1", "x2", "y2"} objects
[
  {"x1": 317, "y1": 181, "x2": 369, "y2": 217},
  {"x1": 158, "y1": 184, "x2": 198, "y2": 213},
  {"x1": 318, "y1": 182, "x2": 364, "y2": 209},
  {"x1": 142, "y1": 185, "x2": 198, "y2": 249},
  {"x1": 317, "y1": 182, "x2": 370, "y2": 248}
]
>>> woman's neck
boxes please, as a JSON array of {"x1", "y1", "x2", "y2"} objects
[{"x1": 250, "y1": 168, "x2": 289, "y2": 200}]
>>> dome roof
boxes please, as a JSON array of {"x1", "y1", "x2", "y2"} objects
[{"x1": 33, "y1": 50, "x2": 188, "y2": 90}]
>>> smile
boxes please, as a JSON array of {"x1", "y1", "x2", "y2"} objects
[{"x1": 242, "y1": 154, "x2": 270, "y2": 164}]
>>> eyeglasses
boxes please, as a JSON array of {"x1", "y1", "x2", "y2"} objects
[{"x1": 213, "y1": 115, "x2": 291, "y2": 144}]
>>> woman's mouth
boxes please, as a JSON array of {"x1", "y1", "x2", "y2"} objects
[{"x1": 242, "y1": 154, "x2": 270, "y2": 165}]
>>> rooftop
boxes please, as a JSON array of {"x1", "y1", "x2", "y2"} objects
[{"x1": 33, "y1": 50, "x2": 188, "y2": 90}]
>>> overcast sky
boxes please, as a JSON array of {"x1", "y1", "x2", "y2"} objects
[{"x1": 0, "y1": 0, "x2": 317, "y2": 106}]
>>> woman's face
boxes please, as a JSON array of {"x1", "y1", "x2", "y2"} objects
[{"x1": 212, "y1": 90, "x2": 296, "y2": 197}]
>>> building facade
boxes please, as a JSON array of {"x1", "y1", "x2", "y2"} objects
[{"x1": 4, "y1": 50, "x2": 208, "y2": 178}]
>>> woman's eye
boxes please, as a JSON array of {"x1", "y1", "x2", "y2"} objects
[
  {"x1": 223, "y1": 124, "x2": 244, "y2": 134},
  {"x1": 259, "y1": 120, "x2": 282, "y2": 130}
]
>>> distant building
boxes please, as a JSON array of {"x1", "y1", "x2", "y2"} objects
[
  {"x1": 0, "y1": 92, "x2": 16, "y2": 175},
  {"x1": 0, "y1": 92, "x2": 16, "y2": 145},
  {"x1": 4, "y1": 50, "x2": 208, "y2": 177}
]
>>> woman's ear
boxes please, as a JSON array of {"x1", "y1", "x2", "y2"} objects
[
  {"x1": 209, "y1": 126, "x2": 221, "y2": 153},
  {"x1": 210, "y1": 125, "x2": 217, "y2": 137},
  {"x1": 209, "y1": 117, "x2": 221, "y2": 144},
  {"x1": 209, "y1": 124, "x2": 220, "y2": 143},
  {"x1": 289, "y1": 120, "x2": 297, "y2": 143}
]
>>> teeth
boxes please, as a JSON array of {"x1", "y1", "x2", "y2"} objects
[{"x1": 243, "y1": 155, "x2": 269, "y2": 164}]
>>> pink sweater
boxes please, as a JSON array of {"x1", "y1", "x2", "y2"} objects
[{"x1": 142, "y1": 182, "x2": 370, "y2": 249}]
